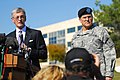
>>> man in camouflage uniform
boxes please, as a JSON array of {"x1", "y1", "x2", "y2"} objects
[{"x1": 71, "y1": 7, "x2": 116, "y2": 80}]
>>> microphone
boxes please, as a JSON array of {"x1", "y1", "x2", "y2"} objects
[{"x1": 25, "y1": 47, "x2": 31, "y2": 59}]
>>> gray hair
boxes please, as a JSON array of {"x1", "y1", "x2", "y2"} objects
[{"x1": 11, "y1": 7, "x2": 26, "y2": 18}]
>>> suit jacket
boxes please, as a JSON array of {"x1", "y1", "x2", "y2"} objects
[{"x1": 6, "y1": 27, "x2": 47, "y2": 69}]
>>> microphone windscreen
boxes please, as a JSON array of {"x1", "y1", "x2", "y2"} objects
[{"x1": 5, "y1": 37, "x2": 19, "y2": 50}]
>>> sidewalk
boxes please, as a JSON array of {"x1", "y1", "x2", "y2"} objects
[
  {"x1": 115, "y1": 58, "x2": 120, "y2": 66},
  {"x1": 40, "y1": 62, "x2": 65, "y2": 69},
  {"x1": 115, "y1": 58, "x2": 120, "y2": 73}
]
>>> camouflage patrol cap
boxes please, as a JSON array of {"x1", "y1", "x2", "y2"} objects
[
  {"x1": 65, "y1": 48, "x2": 92, "y2": 72},
  {"x1": 78, "y1": 7, "x2": 92, "y2": 18}
]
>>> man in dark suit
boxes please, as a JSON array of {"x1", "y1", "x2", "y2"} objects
[{"x1": 4, "y1": 7, "x2": 47, "y2": 79}]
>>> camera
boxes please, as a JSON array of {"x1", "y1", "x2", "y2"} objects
[
  {"x1": 0, "y1": 33, "x2": 6, "y2": 63},
  {"x1": 0, "y1": 33, "x2": 6, "y2": 52}
]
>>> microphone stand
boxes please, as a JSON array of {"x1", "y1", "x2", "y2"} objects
[{"x1": 23, "y1": 48, "x2": 35, "y2": 79}]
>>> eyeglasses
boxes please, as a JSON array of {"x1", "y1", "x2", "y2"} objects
[{"x1": 12, "y1": 15, "x2": 26, "y2": 20}]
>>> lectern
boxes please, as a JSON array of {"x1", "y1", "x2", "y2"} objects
[{"x1": 4, "y1": 54, "x2": 26, "y2": 80}]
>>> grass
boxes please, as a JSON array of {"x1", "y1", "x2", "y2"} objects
[
  {"x1": 114, "y1": 58, "x2": 120, "y2": 80},
  {"x1": 113, "y1": 71, "x2": 120, "y2": 80}
]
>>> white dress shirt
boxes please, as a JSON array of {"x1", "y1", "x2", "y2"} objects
[{"x1": 16, "y1": 26, "x2": 26, "y2": 44}]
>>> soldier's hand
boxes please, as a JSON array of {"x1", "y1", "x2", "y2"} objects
[
  {"x1": 92, "y1": 53, "x2": 99, "y2": 67},
  {"x1": 105, "y1": 76, "x2": 112, "y2": 80}
]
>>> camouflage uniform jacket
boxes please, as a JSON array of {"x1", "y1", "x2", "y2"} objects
[{"x1": 71, "y1": 25, "x2": 116, "y2": 77}]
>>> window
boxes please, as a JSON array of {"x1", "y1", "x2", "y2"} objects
[
  {"x1": 43, "y1": 34, "x2": 47, "y2": 38},
  {"x1": 57, "y1": 39, "x2": 65, "y2": 44},
  {"x1": 67, "y1": 42, "x2": 71, "y2": 47},
  {"x1": 78, "y1": 26, "x2": 82, "y2": 31},
  {"x1": 49, "y1": 37, "x2": 56, "y2": 44},
  {"x1": 67, "y1": 27, "x2": 75, "y2": 33},
  {"x1": 49, "y1": 32, "x2": 56, "y2": 38},
  {"x1": 58, "y1": 30, "x2": 65, "y2": 38},
  {"x1": 49, "y1": 30, "x2": 65, "y2": 44},
  {"x1": 57, "y1": 30, "x2": 65, "y2": 44},
  {"x1": 49, "y1": 32, "x2": 57, "y2": 44}
]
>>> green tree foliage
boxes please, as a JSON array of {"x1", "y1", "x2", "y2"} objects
[
  {"x1": 47, "y1": 44, "x2": 66, "y2": 62},
  {"x1": 94, "y1": 0, "x2": 120, "y2": 32},
  {"x1": 94, "y1": 0, "x2": 120, "y2": 58},
  {"x1": 110, "y1": 33, "x2": 120, "y2": 58}
]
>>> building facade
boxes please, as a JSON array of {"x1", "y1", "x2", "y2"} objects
[{"x1": 37, "y1": 18, "x2": 82, "y2": 51}]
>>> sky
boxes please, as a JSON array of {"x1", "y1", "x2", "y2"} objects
[{"x1": 0, "y1": 0, "x2": 112, "y2": 34}]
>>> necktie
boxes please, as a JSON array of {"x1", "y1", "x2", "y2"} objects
[{"x1": 19, "y1": 31, "x2": 23, "y2": 45}]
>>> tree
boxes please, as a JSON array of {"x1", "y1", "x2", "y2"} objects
[
  {"x1": 47, "y1": 44, "x2": 66, "y2": 63},
  {"x1": 110, "y1": 33, "x2": 120, "y2": 58},
  {"x1": 94, "y1": 0, "x2": 120, "y2": 58},
  {"x1": 94, "y1": 0, "x2": 120, "y2": 32}
]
